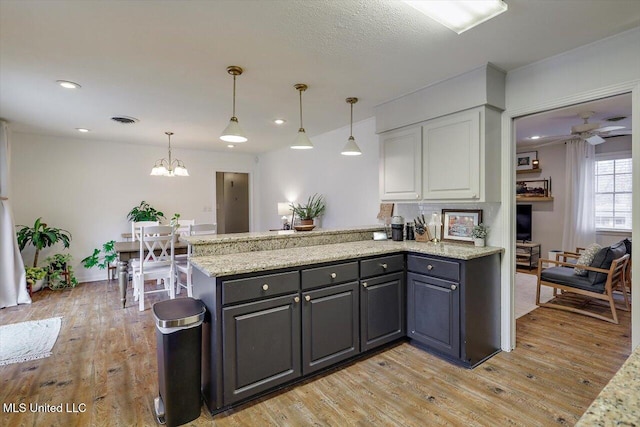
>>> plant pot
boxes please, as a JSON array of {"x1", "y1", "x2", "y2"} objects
[
  {"x1": 474, "y1": 238, "x2": 486, "y2": 247},
  {"x1": 300, "y1": 219, "x2": 314, "y2": 226},
  {"x1": 32, "y1": 278, "x2": 45, "y2": 292}
]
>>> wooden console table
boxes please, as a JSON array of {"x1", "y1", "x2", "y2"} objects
[{"x1": 516, "y1": 242, "x2": 541, "y2": 270}]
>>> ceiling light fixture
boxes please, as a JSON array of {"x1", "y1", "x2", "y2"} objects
[
  {"x1": 220, "y1": 66, "x2": 247, "y2": 143},
  {"x1": 529, "y1": 135, "x2": 541, "y2": 140},
  {"x1": 57, "y1": 80, "x2": 81, "y2": 89},
  {"x1": 403, "y1": 0, "x2": 508, "y2": 34},
  {"x1": 341, "y1": 97, "x2": 362, "y2": 156},
  {"x1": 75, "y1": 128, "x2": 90, "y2": 133},
  {"x1": 150, "y1": 132, "x2": 189, "y2": 177},
  {"x1": 274, "y1": 119, "x2": 286, "y2": 125},
  {"x1": 291, "y1": 84, "x2": 313, "y2": 149},
  {"x1": 227, "y1": 144, "x2": 235, "y2": 148}
]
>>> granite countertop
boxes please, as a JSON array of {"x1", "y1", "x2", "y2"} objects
[
  {"x1": 576, "y1": 344, "x2": 640, "y2": 426},
  {"x1": 190, "y1": 239, "x2": 503, "y2": 277}
]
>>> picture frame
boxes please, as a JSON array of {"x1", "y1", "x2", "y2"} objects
[
  {"x1": 516, "y1": 151, "x2": 538, "y2": 171},
  {"x1": 441, "y1": 209, "x2": 483, "y2": 244},
  {"x1": 516, "y1": 179, "x2": 549, "y2": 198}
]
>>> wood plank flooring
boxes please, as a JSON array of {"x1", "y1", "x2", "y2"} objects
[{"x1": 0, "y1": 280, "x2": 631, "y2": 426}]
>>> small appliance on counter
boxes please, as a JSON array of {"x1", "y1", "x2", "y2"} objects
[
  {"x1": 391, "y1": 215, "x2": 404, "y2": 241},
  {"x1": 406, "y1": 222, "x2": 415, "y2": 240}
]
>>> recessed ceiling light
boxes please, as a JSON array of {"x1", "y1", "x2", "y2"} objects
[
  {"x1": 274, "y1": 119, "x2": 286, "y2": 125},
  {"x1": 57, "y1": 80, "x2": 81, "y2": 89},
  {"x1": 529, "y1": 135, "x2": 541, "y2": 140},
  {"x1": 404, "y1": 0, "x2": 508, "y2": 34},
  {"x1": 227, "y1": 144, "x2": 235, "y2": 148},
  {"x1": 75, "y1": 128, "x2": 90, "y2": 133}
]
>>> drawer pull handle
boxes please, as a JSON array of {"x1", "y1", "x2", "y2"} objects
[
  {"x1": 380, "y1": 263, "x2": 388, "y2": 269},
  {"x1": 305, "y1": 295, "x2": 311, "y2": 302},
  {"x1": 450, "y1": 284, "x2": 457, "y2": 291},
  {"x1": 262, "y1": 284, "x2": 269, "y2": 291},
  {"x1": 294, "y1": 296, "x2": 300, "y2": 303},
  {"x1": 362, "y1": 282, "x2": 368, "y2": 288},
  {"x1": 427, "y1": 265, "x2": 434, "y2": 270},
  {"x1": 330, "y1": 273, "x2": 337, "y2": 279}
]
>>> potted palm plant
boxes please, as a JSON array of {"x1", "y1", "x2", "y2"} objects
[
  {"x1": 16, "y1": 217, "x2": 72, "y2": 267},
  {"x1": 290, "y1": 194, "x2": 326, "y2": 230}
]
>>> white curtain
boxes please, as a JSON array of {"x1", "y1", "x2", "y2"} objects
[
  {"x1": 0, "y1": 120, "x2": 31, "y2": 308},
  {"x1": 562, "y1": 139, "x2": 596, "y2": 251}
]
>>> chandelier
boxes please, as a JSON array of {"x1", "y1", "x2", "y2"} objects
[{"x1": 150, "y1": 131, "x2": 189, "y2": 177}]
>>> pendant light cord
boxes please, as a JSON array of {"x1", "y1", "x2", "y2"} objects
[
  {"x1": 299, "y1": 89, "x2": 304, "y2": 130},
  {"x1": 232, "y1": 74, "x2": 237, "y2": 118},
  {"x1": 167, "y1": 133, "x2": 172, "y2": 167},
  {"x1": 350, "y1": 102, "x2": 353, "y2": 137}
]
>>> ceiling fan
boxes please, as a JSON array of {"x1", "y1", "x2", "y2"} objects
[{"x1": 534, "y1": 111, "x2": 629, "y2": 148}]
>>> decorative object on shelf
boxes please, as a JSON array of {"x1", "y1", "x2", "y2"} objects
[
  {"x1": 532, "y1": 159, "x2": 540, "y2": 168},
  {"x1": 441, "y1": 209, "x2": 483, "y2": 244},
  {"x1": 341, "y1": 97, "x2": 362, "y2": 156},
  {"x1": 428, "y1": 212, "x2": 442, "y2": 243},
  {"x1": 414, "y1": 214, "x2": 432, "y2": 242},
  {"x1": 16, "y1": 217, "x2": 72, "y2": 267},
  {"x1": 471, "y1": 223, "x2": 488, "y2": 247},
  {"x1": 126, "y1": 201, "x2": 165, "y2": 222},
  {"x1": 277, "y1": 202, "x2": 292, "y2": 230},
  {"x1": 516, "y1": 179, "x2": 549, "y2": 198},
  {"x1": 150, "y1": 132, "x2": 189, "y2": 177},
  {"x1": 516, "y1": 151, "x2": 538, "y2": 171},
  {"x1": 220, "y1": 65, "x2": 247, "y2": 143},
  {"x1": 289, "y1": 194, "x2": 325, "y2": 228},
  {"x1": 291, "y1": 84, "x2": 313, "y2": 149}
]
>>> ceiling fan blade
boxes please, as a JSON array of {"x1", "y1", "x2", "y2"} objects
[
  {"x1": 586, "y1": 134, "x2": 605, "y2": 145},
  {"x1": 594, "y1": 125, "x2": 625, "y2": 132}
]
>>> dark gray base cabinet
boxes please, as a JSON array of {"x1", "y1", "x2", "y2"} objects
[{"x1": 361, "y1": 272, "x2": 405, "y2": 352}]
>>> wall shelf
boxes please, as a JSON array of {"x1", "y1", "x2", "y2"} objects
[
  {"x1": 516, "y1": 168, "x2": 542, "y2": 175},
  {"x1": 516, "y1": 196, "x2": 554, "y2": 202}
]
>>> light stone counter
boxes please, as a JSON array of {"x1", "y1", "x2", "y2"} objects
[
  {"x1": 576, "y1": 344, "x2": 640, "y2": 426},
  {"x1": 190, "y1": 239, "x2": 503, "y2": 278}
]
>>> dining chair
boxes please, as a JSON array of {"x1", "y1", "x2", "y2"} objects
[
  {"x1": 129, "y1": 221, "x2": 160, "y2": 280},
  {"x1": 176, "y1": 223, "x2": 217, "y2": 297},
  {"x1": 133, "y1": 225, "x2": 175, "y2": 311}
]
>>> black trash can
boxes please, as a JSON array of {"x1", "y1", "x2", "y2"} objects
[{"x1": 152, "y1": 297, "x2": 206, "y2": 426}]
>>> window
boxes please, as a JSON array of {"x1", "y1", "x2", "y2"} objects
[{"x1": 595, "y1": 154, "x2": 632, "y2": 231}]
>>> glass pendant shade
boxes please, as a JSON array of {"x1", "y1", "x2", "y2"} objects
[
  {"x1": 341, "y1": 136, "x2": 362, "y2": 155},
  {"x1": 291, "y1": 129, "x2": 313, "y2": 149},
  {"x1": 220, "y1": 117, "x2": 247, "y2": 143}
]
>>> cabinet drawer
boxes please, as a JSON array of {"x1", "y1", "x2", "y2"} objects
[
  {"x1": 222, "y1": 271, "x2": 299, "y2": 305},
  {"x1": 360, "y1": 254, "x2": 404, "y2": 278},
  {"x1": 407, "y1": 255, "x2": 460, "y2": 282},
  {"x1": 301, "y1": 262, "x2": 358, "y2": 290}
]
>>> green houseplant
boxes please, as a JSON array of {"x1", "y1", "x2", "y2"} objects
[
  {"x1": 16, "y1": 217, "x2": 72, "y2": 267},
  {"x1": 127, "y1": 200, "x2": 165, "y2": 222},
  {"x1": 471, "y1": 223, "x2": 488, "y2": 247},
  {"x1": 289, "y1": 194, "x2": 326, "y2": 225},
  {"x1": 82, "y1": 240, "x2": 117, "y2": 271},
  {"x1": 45, "y1": 253, "x2": 78, "y2": 289},
  {"x1": 26, "y1": 267, "x2": 47, "y2": 292}
]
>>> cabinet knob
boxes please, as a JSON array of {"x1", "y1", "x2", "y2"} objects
[
  {"x1": 305, "y1": 295, "x2": 311, "y2": 302},
  {"x1": 294, "y1": 296, "x2": 300, "y2": 303},
  {"x1": 380, "y1": 263, "x2": 388, "y2": 269},
  {"x1": 450, "y1": 284, "x2": 457, "y2": 290},
  {"x1": 427, "y1": 265, "x2": 433, "y2": 270},
  {"x1": 362, "y1": 282, "x2": 368, "y2": 288},
  {"x1": 330, "y1": 272, "x2": 337, "y2": 279},
  {"x1": 262, "y1": 284, "x2": 269, "y2": 291}
]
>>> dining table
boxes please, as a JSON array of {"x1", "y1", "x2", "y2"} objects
[{"x1": 114, "y1": 240, "x2": 188, "y2": 309}]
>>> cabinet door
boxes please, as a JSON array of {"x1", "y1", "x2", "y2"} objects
[
  {"x1": 302, "y1": 281, "x2": 359, "y2": 375},
  {"x1": 380, "y1": 126, "x2": 422, "y2": 200},
  {"x1": 223, "y1": 293, "x2": 301, "y2": 405},
  {"x1": 422, "y1": 110, "x2": 480, "y2": 200},
  {"x1": 407, "y1": 272, "x2": 460, "y2": 359},
  {"x1": 360, "y1": 272, "x2": 405, "y2": 352}
]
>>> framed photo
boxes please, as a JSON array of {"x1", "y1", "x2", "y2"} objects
[
  {"x1": 516, "y1": 179, "x2": 549, "y2": 198},
  {"x1": 441, "y1": 209, "x2": 483, "y2": 244},
  {"x1": 516, "y1": 151, "x2": 538, "y2": 171}
]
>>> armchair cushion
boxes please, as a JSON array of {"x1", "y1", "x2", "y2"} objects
[
  {"x1": 541, "y1": 266, "x2": 605, "y2": 293},
  {"x1": 574, "y1": 243, "x2": 601, "y2": 276},
  {"x1": 588, "y1": 241, "x2": 627, "y2": 285}
]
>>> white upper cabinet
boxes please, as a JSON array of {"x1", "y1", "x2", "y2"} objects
[
  {"x1": 379, "y1": 127, "x2": 422, "y2": 201},
  {"x1": 422, "y1": 109, "x2": 480, "y2": 200}
]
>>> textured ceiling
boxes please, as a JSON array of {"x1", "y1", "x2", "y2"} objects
[{"x1": 1, "y1": 0, "x2": 639, "y2": 153}]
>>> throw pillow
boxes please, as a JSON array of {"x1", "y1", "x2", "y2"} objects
[{"x1": 574, "y1": 243, "x2": 602, "y2": 276}]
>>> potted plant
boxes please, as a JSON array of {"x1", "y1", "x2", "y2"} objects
[
  {"x1": 472, "y1": 223, "x2": 488, "y2": 247},
  {"x1": 26, "y1": 267, "x2": 47, "y2": 292},
  {"x1": 127, "y1": 200, "x2": 165, "y2": 222},
  {"x1": 290, "y1": 194, "x2": 326, "y2": 227},
  {"x1": 16, "y1": 217, "x2": 72, "y2": 267},
  {"x1": 45, "y1": 253, "x2": 78, "y2": 290},
  {"x1": 82, "y1": 240, "x2": 117, "y2": 277}
]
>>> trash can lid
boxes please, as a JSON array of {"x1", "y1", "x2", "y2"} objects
[{"x1": 152, "y1": 298, "x2": 206, "y2": 329}]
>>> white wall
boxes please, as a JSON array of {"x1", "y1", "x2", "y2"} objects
[
  {"x1": 10, "y1": 132, "x2": 259, "y2": 282},
  {"x1": 257, "y1": 117, "x2": 380, "y2": 231}
]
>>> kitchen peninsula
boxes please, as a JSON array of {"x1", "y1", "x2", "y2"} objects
[{"x1": 184, "y1": 227, "x2": 503, "y2": 414}]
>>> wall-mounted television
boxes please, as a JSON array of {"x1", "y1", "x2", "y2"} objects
[{"x1": 516, "y1": 204, "x2": 532, "y2": 242}]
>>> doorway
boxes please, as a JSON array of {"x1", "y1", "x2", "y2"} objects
[{"x1": 216, "y1": 172, "x2": 250, "y2": 234}]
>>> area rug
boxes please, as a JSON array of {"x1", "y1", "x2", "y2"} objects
[
  {"x1": 515, "y1": 272, "x2": 553, "y2": 319},
  {"x1": 0, "y1": 317, "x2": 62, "y2": 366}
]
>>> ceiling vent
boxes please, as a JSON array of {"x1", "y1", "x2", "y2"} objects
[
  {"x1": 111, "y1": 116, "x2": 139, "y2": 124},
  {"x1": 605, "y1": 116, "x2": 627, "y2": 122}
]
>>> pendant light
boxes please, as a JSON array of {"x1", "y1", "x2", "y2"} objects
[
  {"x1": 150, "y1": 132, "x2": 189, "y2": 177},
  {"x1": 341, "y1": 97, "x2": 362, "y2": 156},
  {"x1": 220, "y1": 66, "x2": 247, "y2": 143},
  {"x1": 291, "y1": 83, "x2": 313, "y2": 149}
]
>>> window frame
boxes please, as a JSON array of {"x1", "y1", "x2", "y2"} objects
[{"x1": 594, "y1": 150, "x2": 632, "y2": 232}]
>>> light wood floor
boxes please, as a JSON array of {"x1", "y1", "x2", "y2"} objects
[{"x1": 0, "y1": 280, "x2": 631, "y2": 426}]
